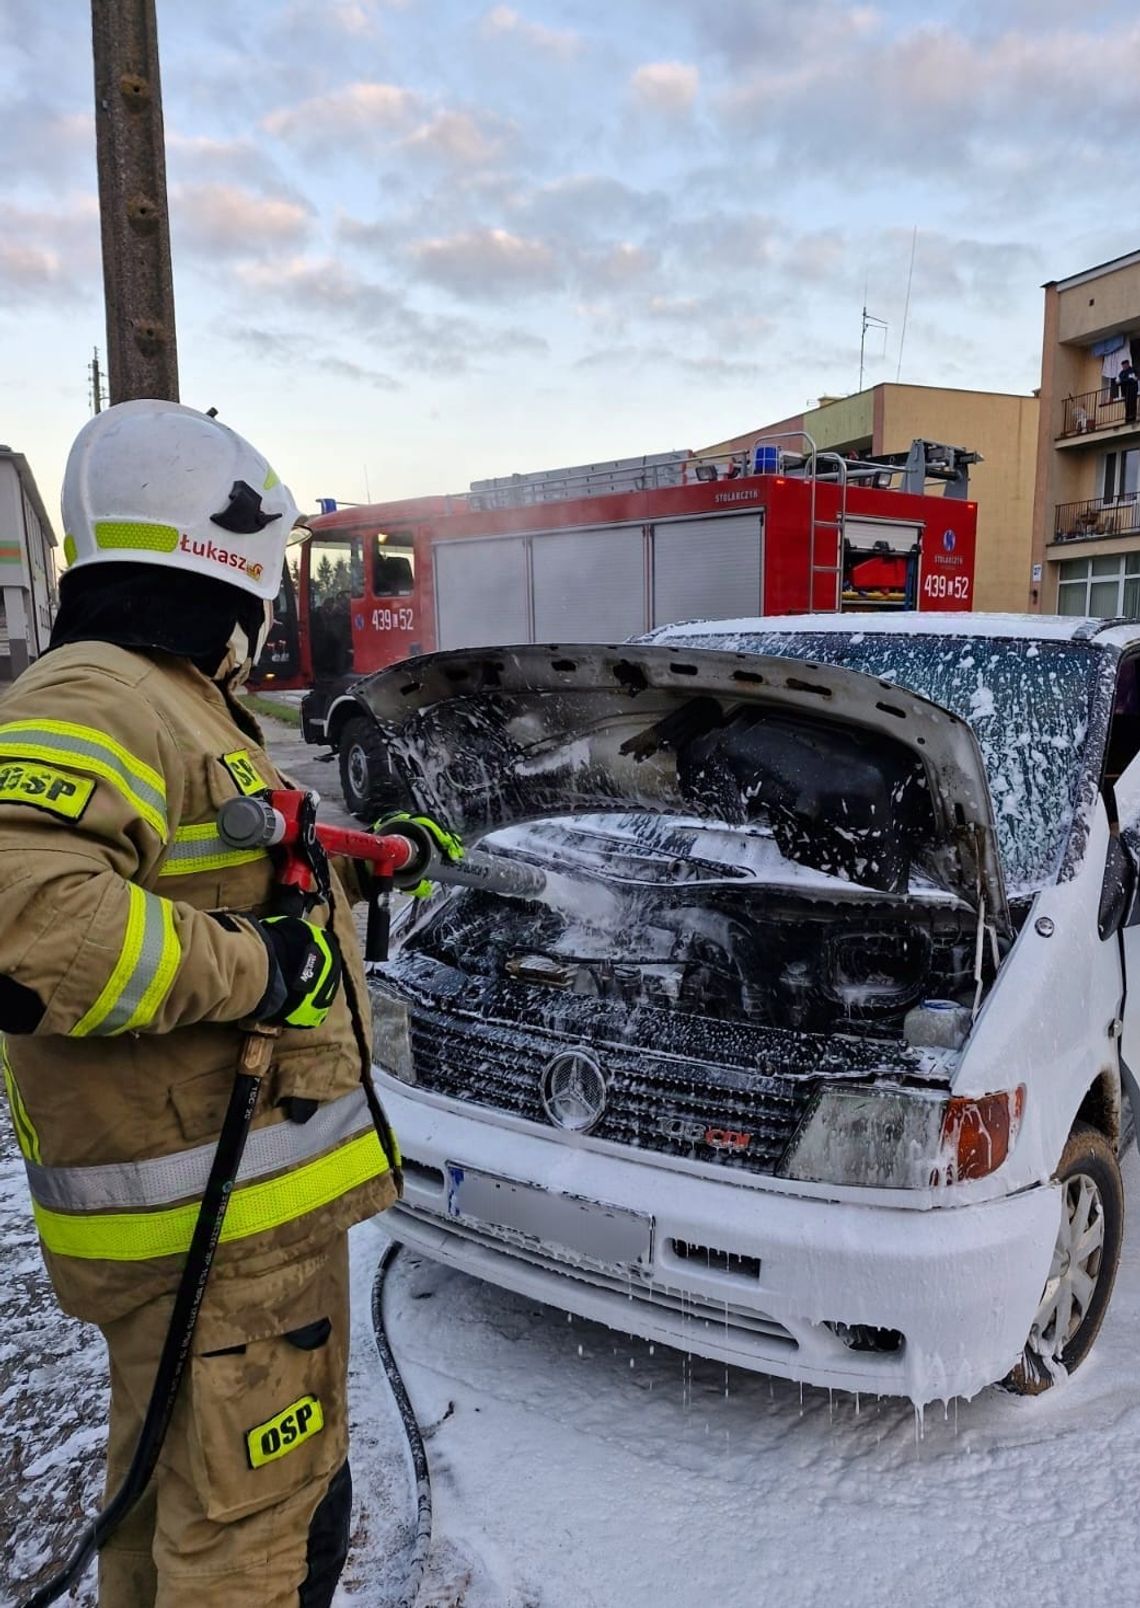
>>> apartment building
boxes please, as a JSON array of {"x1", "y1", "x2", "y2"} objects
[
  {"x1": 701, "y1": 382, "x2": 1039, "y2": 612},
  {"x1": 0, "y1": 446, "x2": 58, "y2": 678},
  {"x1": 1030, "y1": 250, "x2": 1140, "y2": 616}
]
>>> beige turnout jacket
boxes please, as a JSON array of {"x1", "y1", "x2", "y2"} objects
[{"x1": 0, "y1": 641, "x2": 397, "y2": 1328}]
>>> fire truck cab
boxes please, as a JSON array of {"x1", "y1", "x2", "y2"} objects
[{"x1": 254, "y1": 438, "x2": 980, "y2": 819}]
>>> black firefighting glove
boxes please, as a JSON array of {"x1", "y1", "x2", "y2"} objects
[{"x1": 252, "y1": 915, "x2": 343, "y2": 1029}]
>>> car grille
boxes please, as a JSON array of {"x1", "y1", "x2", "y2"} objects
[{"x1": 406, "y1": 1004, "x2": 818, "y2": 1176}]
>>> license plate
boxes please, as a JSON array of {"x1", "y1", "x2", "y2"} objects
[{"x1": 445, "y1": 1164, "x2": 653, "y2": 1271}]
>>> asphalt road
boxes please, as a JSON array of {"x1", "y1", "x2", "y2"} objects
[{"x1": 248, "y1": 704, "x2": 357, "y2": 831}]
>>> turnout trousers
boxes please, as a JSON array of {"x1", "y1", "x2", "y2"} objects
[{"x1": 97, "y1": 1236, "x2": 353, "y2": 1607}]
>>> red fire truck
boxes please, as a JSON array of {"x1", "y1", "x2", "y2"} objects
[{"x1": 253, "y1": 437, "x2": 979, "y2": 817}]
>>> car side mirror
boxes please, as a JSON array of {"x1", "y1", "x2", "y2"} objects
[{"x1": 1101, "y1": 831, "x2": 1139, "y2": 938}]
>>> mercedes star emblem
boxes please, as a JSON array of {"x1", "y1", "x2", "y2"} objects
[{"x1": 540, "y1": 1049, "x2": 608, "y2": 1133}]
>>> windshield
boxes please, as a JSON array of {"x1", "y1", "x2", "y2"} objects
[{"x1": 649, "y1": 630, "x2": 1103, "y2": 896}]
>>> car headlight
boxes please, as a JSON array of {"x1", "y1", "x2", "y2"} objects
[
  {"x1": 778, "y1": 1083, "x2": 1025, "y2": 1188},
  {"x1": 371, "y1": 987, "x2": 415, "y2": 1085}
]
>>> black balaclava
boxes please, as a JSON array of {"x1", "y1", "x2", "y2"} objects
[{"x1": 49, "y1": 561, "x2": 268, "y2": 680}]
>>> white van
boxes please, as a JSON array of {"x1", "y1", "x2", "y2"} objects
[{"x1": 358, "y1": 615, "x2": 1140, "y2": 1404}]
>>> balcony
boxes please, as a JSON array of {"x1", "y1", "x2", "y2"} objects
[
  {"x1": 1059, "y1": 387, "x2": 1138, "y2": 439},
  {"x1": 1054, "y1": 494, "x2": 1140, "y2": 545}
]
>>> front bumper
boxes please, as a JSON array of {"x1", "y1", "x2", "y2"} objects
[{"x1": 380, "y1": 1083, "x2": 1061, "y2": 1403}]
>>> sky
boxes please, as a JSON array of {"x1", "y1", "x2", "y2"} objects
[{"x1": 2, "y1": 0, "x2": 1138, "y2": 524}]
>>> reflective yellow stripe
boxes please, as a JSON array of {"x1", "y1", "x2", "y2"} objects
[
  {"x1": 2, "y1": 1045, "x2": 41, "y2": 1164},
  {"x1": 158, "y1": 822, "x2": 270, "y2": 878},
  {"x1": 93, "y1": 520, "x2": 180, "y2": 554},
  {"x1": 0, "y1": 720, "x2": 167, "y2": 840},
  {"x1": 128, "y1": 896, "x2": 181, "y2": 1031},
  {"x1": 33, "y1": 1129, "x2": 389, "y2": 1261},
  {"x1": 70, "y1": 885, "x2": 181, "y2": 1037}
]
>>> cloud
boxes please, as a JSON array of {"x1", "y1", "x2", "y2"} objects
[
  {"x1": 479, "y1": 5, "x2": 581, "y2": 59},
  {"x1": 665, "y1": 0, "x2": 881, "y2": 63},
  {"x1": 679, "y1": 210, "x2": 777, "y2": 275},
  {"x1": 630, "y1": 61, "x2": 700, "y2": 114},
  {"x1": 721, "y1": 18, "x2": 1140, "y2": 182},
  {"x1": 410, "y1": 227, "x2": 561, "y2": 299},
  {"x1": 237, "y1": 256, "x2": 403, "y2": 331},
  {"x1": 400, "y1": 109, "x2": 512, "y2": 168},
  {"x1": 508, "y1": 174, "x2": 667, "y2": 240},
  {"x1": 0, "y1": 242, "x2": 74, "y2": 305},
  {"x1": 577, "y1": 241, "x2": 658, "y2": 293},
  {"x1": 3, "y1": 102, "x2": 93, "y2": 187},
  {"x1": 261, "y1": 81, "x2": 509, "y2": 172},
  {"x1": 336, "y1": 213, "x2": 402, "y2": 254},
  {"x1": 262, "y1": 82, "x2": 420, "y2": 147},
  {"x1": 171, "y1": 185, "x2": 313, "y2": 258},
  {"x1": 233, "y1": 326, "x2": 403, "y2": 391},
  {"x1": 166, "y1": 134, "x2": 305, "y2": 202},
  {"x1": 574, "y1": 341, "x2": 763, "y2": 384},
  {"x1": 0, "y1": 195, "x2": 100, "y2": 307},
  {"x1": 269, "y1": 0, "x2": 416, "y2": 54},
  {"x1": 870, "y1": 230, "x2": 1043, "y2": 316},
  {"x1": 236, "y1": 253, "x2": 551, "y2": 374}
]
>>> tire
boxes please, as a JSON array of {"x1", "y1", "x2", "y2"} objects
[
  {"x1": 1003, "y1": 1121, "x2": 1124, "y2": 1395},
  {"x1": 337, "y1": 716, "x2": 397, "y2": 823}
]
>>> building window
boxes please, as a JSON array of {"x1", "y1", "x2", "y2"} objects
[
  {"x1": 1103, "y1": 450, "x2": 1140, "y2": 501},
  {"x1": 1057, "y1": 553, "x2": 1140, "y2": 616}
]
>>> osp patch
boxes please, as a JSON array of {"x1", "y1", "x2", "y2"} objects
[
  {"x1": 0, "y1": 761, "x2": 94, "y2": 820},
  {"x1": 222, "y1": 749, "x2": 267, "y2": 796},
  {"x1": 245, "y1": 1395, "x2": 324, "y2": 1469}
]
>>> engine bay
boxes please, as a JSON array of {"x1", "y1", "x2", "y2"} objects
[{"x1": 402, "y1": 876, "x2": 986, "y2": 1042}]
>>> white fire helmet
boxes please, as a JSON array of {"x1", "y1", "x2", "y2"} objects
[{"x1": 61, "y1": 400, "x2": 299, "y2": 603}]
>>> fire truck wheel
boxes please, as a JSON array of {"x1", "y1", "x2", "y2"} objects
[{"x1": 338, "y1": 716, "x2": 397, "y2": 822}]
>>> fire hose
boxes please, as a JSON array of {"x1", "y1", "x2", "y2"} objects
[{"x1": 372, "y1": 1242, "x2": 433, "y2": 1608}]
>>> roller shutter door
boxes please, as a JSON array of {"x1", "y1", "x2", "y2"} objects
[
  {"x1": 531, "y1": 527, "x2": 647, "y2": 641},
  {"x1": 652, "y1": 514, "x2": 763, "y2": 628},
  {"x1": 434, "y1": 537, "x2": 529, "y2": 650}
]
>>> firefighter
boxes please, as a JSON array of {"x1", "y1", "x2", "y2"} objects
[{"x1": 0, "y1": 401, "x2": 399, "y2": 1605}]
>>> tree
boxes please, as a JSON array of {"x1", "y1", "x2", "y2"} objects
[{"x1": 313, "y1": 553, "x2": 335, "y2": 605}]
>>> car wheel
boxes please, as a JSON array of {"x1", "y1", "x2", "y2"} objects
[
  {"x1": 1003, "y1": 1121, "x2": 1123, "y2": 1395},
  {"x1": 338, "y1": 716, "x2": 397, "y2": 823}
]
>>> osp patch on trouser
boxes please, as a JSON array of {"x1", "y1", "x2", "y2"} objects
[{"x1": 97, "y1": 1237, "x2": 352, "y2": 1607}]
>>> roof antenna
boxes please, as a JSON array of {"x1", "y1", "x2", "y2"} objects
[
  {"x1": 896, "y1": 226, "x2": 918, "y2": 383},
  {"x1": 858, "y1": 296, "x2": 888, "y2": 392},
  {"x1": 206, "y1": 406, "x2": 219, "y2": 418}
]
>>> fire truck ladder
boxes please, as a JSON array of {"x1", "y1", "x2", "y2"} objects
[
  {"x1": 468, "y1": 450, "x2": 690, "y2": 510},
  {"x1": 748, "y1": 430, "x2": 850, "y2": 613},
  {"x1": 808, "y1": 448, "x2": 850, "y2": 612}
]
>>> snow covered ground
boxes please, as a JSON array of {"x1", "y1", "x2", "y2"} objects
[
  {"x1": 6, "y1": 1114, "x2": 1140, "y2": 1608},
  {"x1": 5, "y1": 712, "x2": 1139, "y2": 1606}
]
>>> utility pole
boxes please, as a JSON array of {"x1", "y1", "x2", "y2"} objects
[
  {"x1": 91, "y1": 0, "x2": 179, "y2": 403},
  {"x1": 89, "y1": 346, "x2": 107, "y2": 413}
]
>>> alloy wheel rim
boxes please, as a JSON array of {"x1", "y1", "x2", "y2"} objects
[{"x1": 1029, "y1": 1171, "x2": 1106, "y2": 1361}]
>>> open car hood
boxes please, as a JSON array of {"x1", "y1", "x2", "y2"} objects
[{"x1": 352, "y1": 643, "x2": 1010, "y2": 932}]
